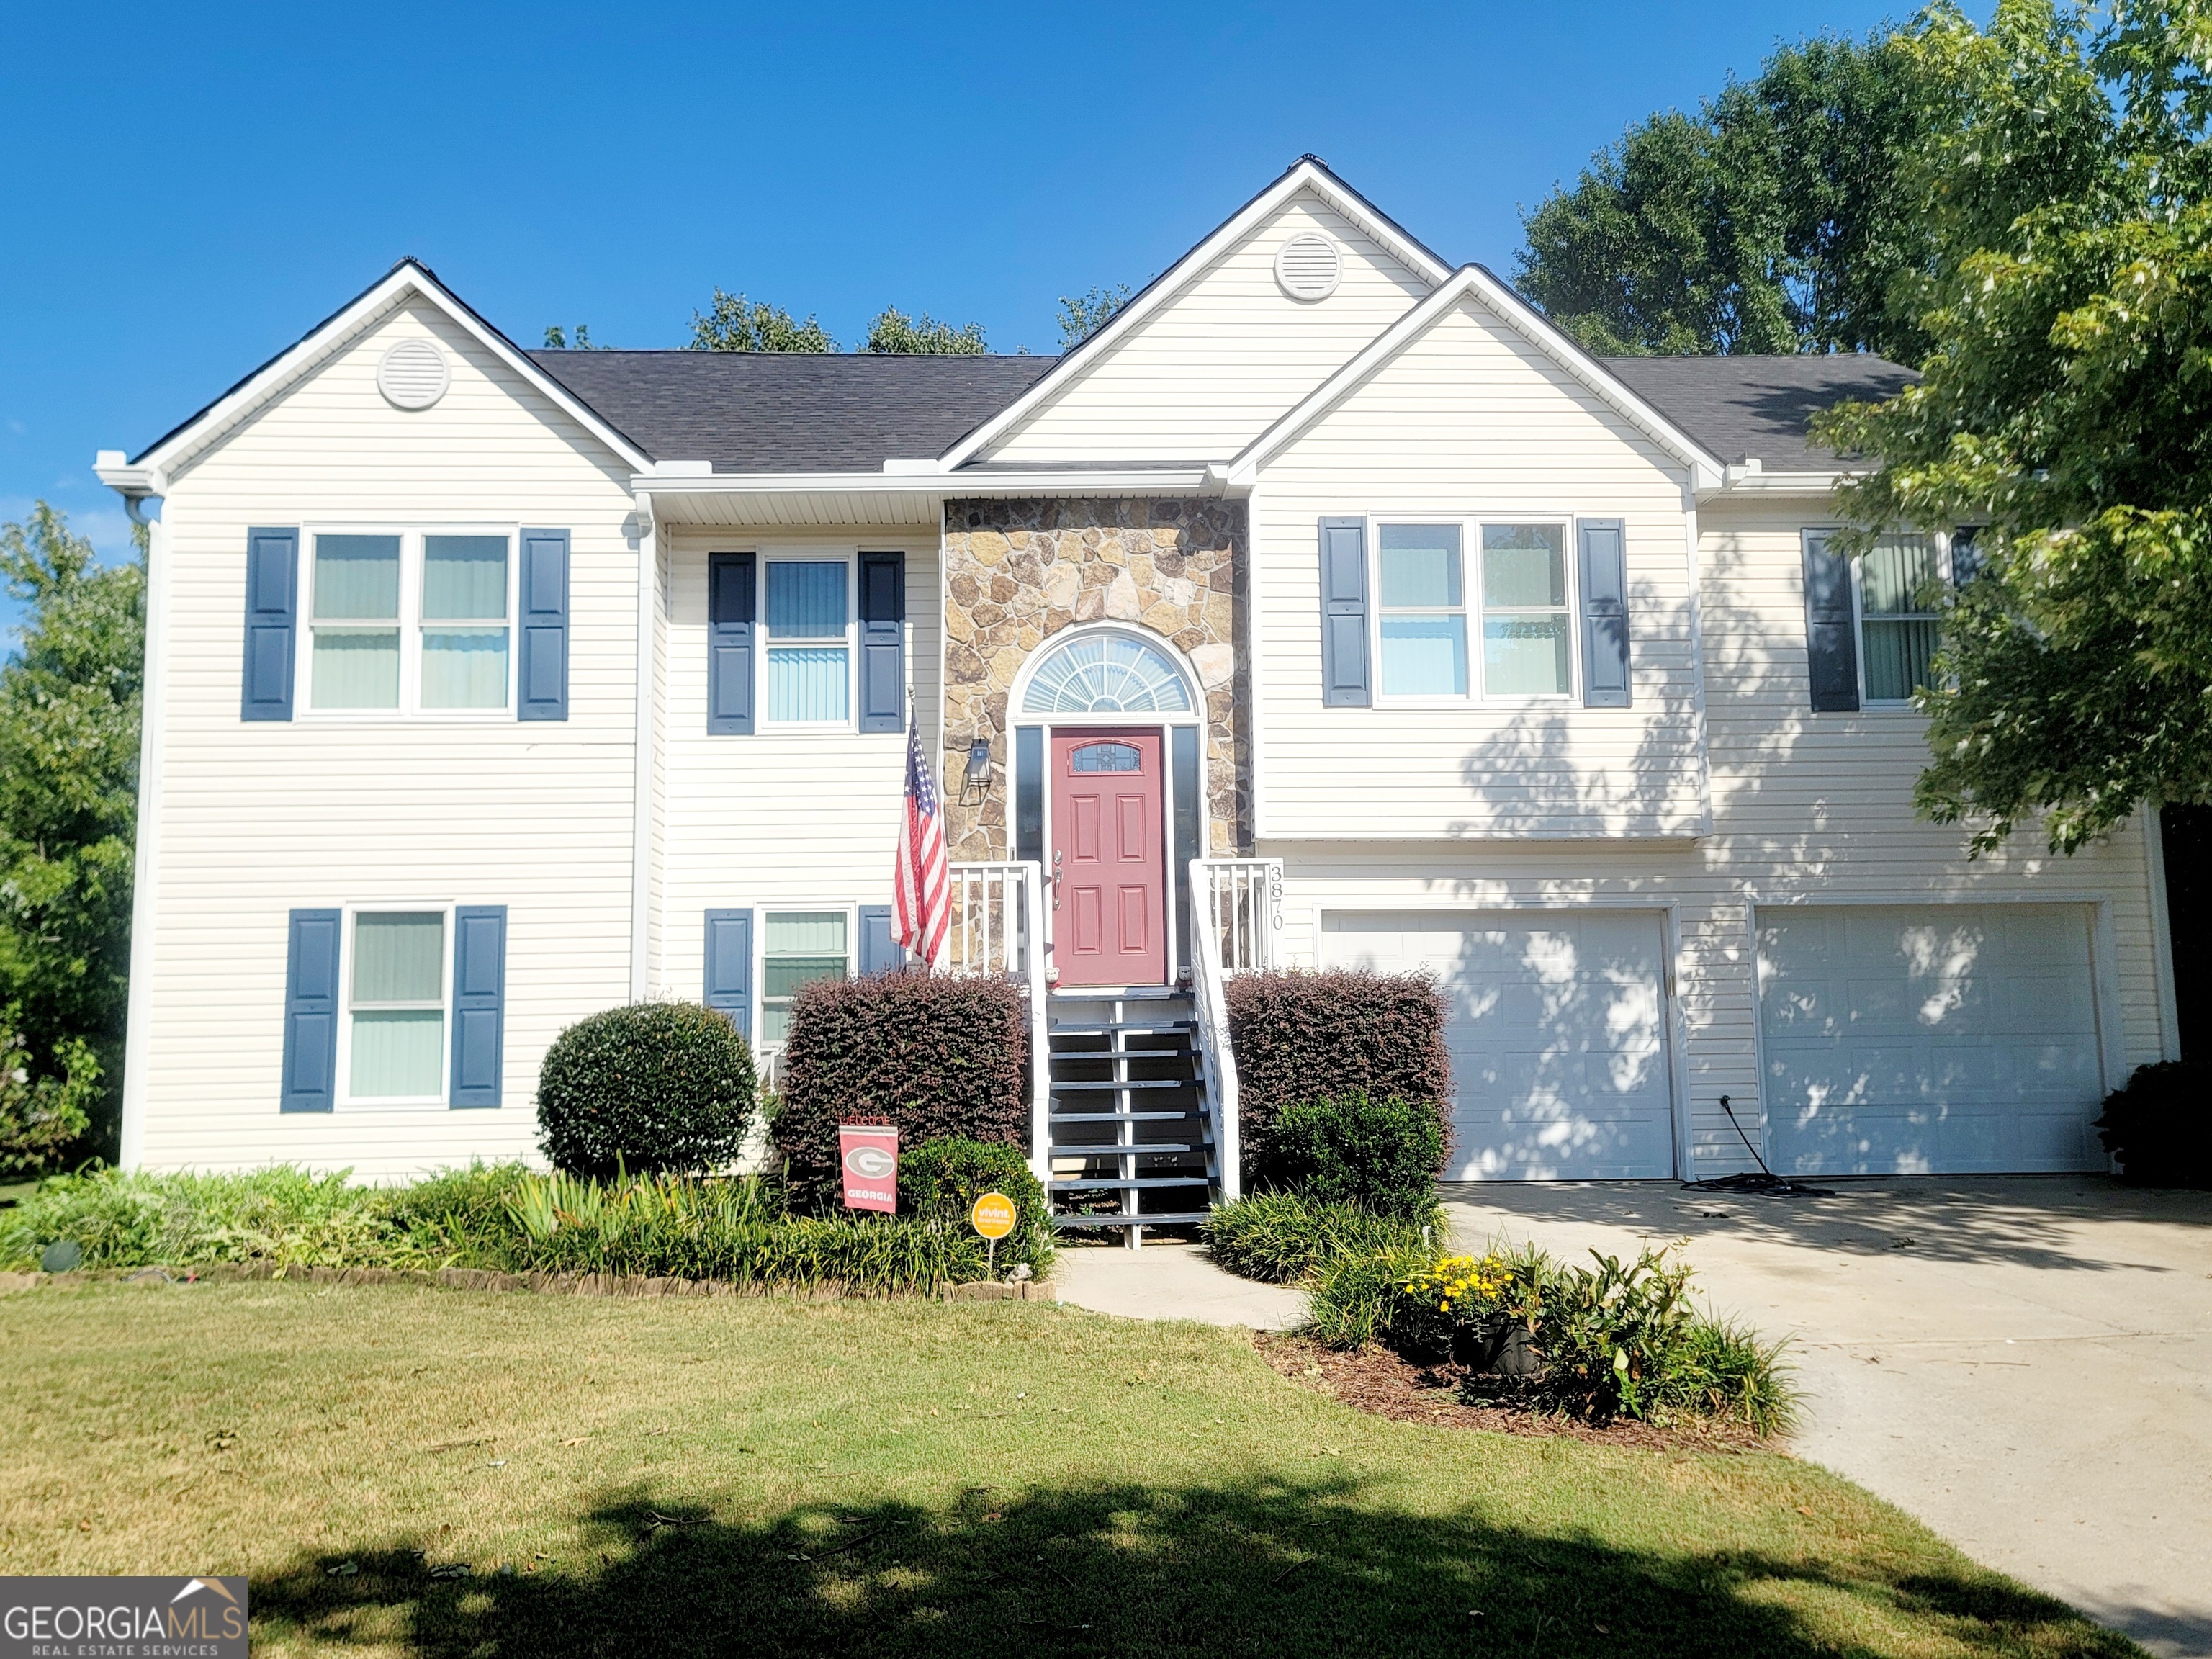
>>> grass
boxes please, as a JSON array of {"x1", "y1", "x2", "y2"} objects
[{"x1": 0, "y1": 1278, "x2": 2140, "y2": 1658}]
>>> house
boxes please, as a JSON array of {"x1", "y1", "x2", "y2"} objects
[{"x1": 94, "y1": 158, "x2": 2177, "y2": 1221}]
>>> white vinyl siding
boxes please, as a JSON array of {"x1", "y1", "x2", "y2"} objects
[
  {"x1": 658, "y1": 527, "x2": 937, "y2": 1012},
  {"x1": 1254, "y1": 295, "x2": 1707, "y2": 840},
  {"x1": 981, "y1": 190, "x2": 1431, "y2": 464},
  {"x1": 132, "y1": 297, "x2": 638, "y2": 1177}
]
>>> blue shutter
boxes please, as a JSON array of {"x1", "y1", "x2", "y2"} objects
[
  {"x1": 708, "y1": 552, "x2": 757, "y2": 735},
  {"x1": 1578, "y1": 518, "x2": 1631, "y2": 709},
  {"x1": 1802, "y1": 530, "x2": 1861, "y2": 712},
  {"x1": 518, "y1": 529, "x2": 570, "y2": 721},
  {"x1": 703, "y1": 908, "x2": 754, "y2": 1035},
  {"x1": 242, "y1": 528, "x2": 298, "y2": 721},
  {"x1": 858, "y1": 552, "x2": 906, "y2": 733},
  {"x1": 449, "y1": 905, "x2": 508, "y2": 1108},
  {"x1": 1318, "y1": 517, "x2": 1370, "y2": 707},
  {"x1": 280, "y1": 909, "x2": 341, "y2": 1112},
  {"x1": 858, "y1": 904, "x2": 903, "y2": 976}
]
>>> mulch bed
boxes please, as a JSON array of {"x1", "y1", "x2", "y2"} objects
[{"x1": 1254, "y1": 1330, "x2": 1765, "y2": 1453}]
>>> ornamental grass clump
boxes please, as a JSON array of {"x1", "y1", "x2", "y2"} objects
[{"x1": 1201, "y1": 1192, "x2": 1434, "y2": 1285}]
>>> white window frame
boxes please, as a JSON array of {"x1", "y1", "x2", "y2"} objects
[
  {"x1": 760, "y1": 549, "x2": 858, "y2": 731},
  {"x1": 333, "y1": 901, "x2": 455, "y2": 1109},
  {"x1": 1367, "y1": 515, "x2": 1581, "y2": 706},
  {"x1": 296, "y1": 526, "x2": 520, "y2": 722},
  {"x1": 1851, "y1": 530, "x2": 1954, "y2": 710},
  {"x1": 757, "y1": 902, "x2": 859, "y2": 1052}
]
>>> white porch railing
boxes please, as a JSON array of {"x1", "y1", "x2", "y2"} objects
[
  {"x1": 945, "y1": 860, "x2": 1051, "y2": 1185},
  {"x1": 1187, "y1": 858, "x2": 1284, "y2": 1206},
  {"x1": 1197, "y1": 858, "x2": 1284, "y2": 974}
]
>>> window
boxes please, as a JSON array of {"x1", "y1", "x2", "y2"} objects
[
  {"x1": 1858, "y1": 533, "x2": 1943, "y2": 703},
  {"x1": 1020, "y1": 632, "x2": 1192, "y2": 714},
  {"x1": 762, "y1": 910, "x2": 849, "y2": 1043},
  {"x1": 306, "y1": 530, "x2": 513, "y2": 715},
  {"x1": 1071, "y1": 742, "x2": 1142, "y2": 773},
  {"x1": 1480, "y1": 524, "x2": 1571, "y2": 696},
  {"x1": 421, "y1": 536, "x2": 510, "y2": 709},
  {"x1": 349, "y1": 912, "x2": 445, "y2": 1098},
  {"x1": 1377, "y1": 524, "x2": 1467, "y2": 696},
  {"x1": 767, "y1": 560, "x2": 850, "y2": 722},
  {"x1": 312, "y1": 534, "x2": 402, "y2": 709}
]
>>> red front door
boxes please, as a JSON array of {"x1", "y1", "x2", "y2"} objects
[{"x1": 1051, "y1": 727, "x2": 1167, "y2": 986}]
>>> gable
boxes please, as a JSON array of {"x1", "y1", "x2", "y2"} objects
[
  {"x1": 164, "y1": 296, "x2": 639, "y2": 498},
  {"x1": 976, "y1": 186, "x2": 1436, "y2": 466},
  {"x1": 1256, "y1": 294, "x2": 1692, "y2": 493}
]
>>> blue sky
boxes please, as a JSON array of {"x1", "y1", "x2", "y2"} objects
[{"x1": 0, "y1": 0, "x2": 1911, "y2": 641}]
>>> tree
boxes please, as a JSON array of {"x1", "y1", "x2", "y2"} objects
[
  {"x1": 862, "y1": 307, "x2": 986, "y2": 354},
  {"x1": 1517, "y1": 26, "x2": 1942, "y2": 359},
  {"x1": 1817, "y1": 0, "x2": 2208, "y2": 857},
  {"x1": 1058, "y1": 284, "x2": 1131, "y2": 348},
  {"x1": 0, "y1": 504, "x2": 145, "y2": 1166},
  {"x1": 688, "y1": 290, "x2": 836, "y2": 352},
  {"x1": 541, "y1": 324, "x2": 606, "y2": 349}
]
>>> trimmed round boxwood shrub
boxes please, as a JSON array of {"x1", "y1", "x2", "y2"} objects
[
  {"x1": 774, "y1": 971, "x2": 1028, "y2": 1212},
  {"x1": 1224, "y1": 968, "x2": 1451, "y2": 1183},
  {"x1": 1261, "y1": 1092, "x2": 1446, "y2": 1220},
  {"x1": 536, "y1": 1002, "x2": 756, "y2": 1178},
  {"x1": 898, "y1": 1136, "x2": 1053, "y2": 1274},
  {"x1": 2095, "y1": 1061, "x2": 2212, "y2": 1187}
]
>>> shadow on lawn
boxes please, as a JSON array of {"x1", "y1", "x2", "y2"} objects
[{"x1": 250, "y1": 1473, "x2": 2134, "y2": 1658}]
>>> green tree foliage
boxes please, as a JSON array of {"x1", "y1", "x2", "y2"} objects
[
  {"x1": 688, "y1": 290, "x2": 837, "y2": 353},
  {"x1": 1517, "y1": 26, "x2": 1941, "y2": 359},
  {"x1": 0, "y1": 503, "x2": 144, "y2": 1166},
  {"x1": 862, "y1": 307, "x2": 986, "y2": 354},
  {"x1": 540, "y1": 325, "x2": 606, "y2": 349},
  {"x1": 1057, "y1": 284, "x2": 1132, "y2": 348},
  {"x1": 1816, "y1": 0, "x2": 2212, "y2": 855}
]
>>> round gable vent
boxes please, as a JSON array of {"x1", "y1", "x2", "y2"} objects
[
  {"x1": 377, "y1": 338, "x2": 451, "y2": 410},
  {"x1": 1274, "y1": 232, "x2": 1342, "y2": 301}
]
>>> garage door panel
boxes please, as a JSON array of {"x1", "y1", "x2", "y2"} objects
[
  {"x1": 1323, "y1": 909, "x2": 1676, "y2": 1182},
  {"x1": 1758, "y1": 904, "x2": 2103, "y2": 1176}
]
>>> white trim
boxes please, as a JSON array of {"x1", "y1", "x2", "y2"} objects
[
  {"x1": 1226, "y1": 266, "x2": 1726, "y2": 492},
  {"x1": 294, "y1": 526, "x2": 520, "y2": 721},
  {"x1": 121, "y1": 263, "x2": 651, "y2": 480},
  {"x1": 2144, "y1": 807, "x2": 2182, "y2": 1062},
  {"x1": 1681, "y1": 490, "x2": 1717, "y2": 837},
  {"x1": 631, "y1": 511, "x2": 657, "y2": 1002},
  {"x1": 118, "y1": 509, "x2": 171, "y2": 1170},
  {"x1": 336, "y1": 902, "x2": 457, "y2": 1110},
  {"x1": 936, "y1": 161, "x2": 1455, "y2": 470}
]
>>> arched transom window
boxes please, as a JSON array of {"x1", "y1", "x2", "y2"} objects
[{"x1": 1020, "y1": 632, "x2": 1193, "y2": 715}]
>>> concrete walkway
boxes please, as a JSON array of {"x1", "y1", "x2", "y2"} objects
[
  {"x1": 1051, "y1": 1237, "x2": 1307, "y2": 1329},
  {"x1": 1439, "y1": 1177, "x2": 2212, "y2": 1659}
]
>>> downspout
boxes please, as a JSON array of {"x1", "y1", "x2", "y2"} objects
[{"x1": 118, "y1": 491, "x2": 167, "y2": 1170}]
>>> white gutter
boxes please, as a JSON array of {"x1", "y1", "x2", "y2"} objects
[
  {"x1": 634, "y1": 463, "x2": 1220, "y2": 499},
  {"x1": 111, "y1": 479, "x2": 167, "y2": 1170}
]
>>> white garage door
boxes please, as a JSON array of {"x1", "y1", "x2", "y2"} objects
[
  {"x1": 1321, "y1": 911, "x2": 1676, "y2": 1181},
  {"x1": 1758, "y1": 904, "x2": 2106, "y2": 1175}
]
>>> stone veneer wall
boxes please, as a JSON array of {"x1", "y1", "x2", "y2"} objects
[{"x1": 941, "y1": 498, "x2": 1249, "y2": 862}]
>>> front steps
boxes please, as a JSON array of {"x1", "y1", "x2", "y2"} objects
[{"x1": 1044, "y1": 986, "x2": 1218, "y2": 1249}]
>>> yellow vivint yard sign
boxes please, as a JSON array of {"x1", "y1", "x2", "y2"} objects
[{"x1": 970, "y1": 1192, "x2": 1017, "y2": 1239}]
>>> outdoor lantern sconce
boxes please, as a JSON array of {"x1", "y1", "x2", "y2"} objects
[{"x1": 961, "y1": 738, "x2": 994, "y2": 805}]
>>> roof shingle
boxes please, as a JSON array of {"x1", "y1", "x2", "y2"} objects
[{"x1": 1597, "y1": 353, "x2": 1917, "y2": 470}]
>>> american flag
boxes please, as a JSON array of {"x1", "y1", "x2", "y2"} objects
[{"x1": 892, "y1": 710, "x2": 950, "y2": 971}]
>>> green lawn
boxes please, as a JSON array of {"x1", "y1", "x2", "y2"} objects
[{"x1": 0, "y1": 1279, "x2": 2136, "y2": 1658}]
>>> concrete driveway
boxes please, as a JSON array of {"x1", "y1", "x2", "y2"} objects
[{"x1": 1439, "y1": 1177, "x2": 2212, "y2": 1658}]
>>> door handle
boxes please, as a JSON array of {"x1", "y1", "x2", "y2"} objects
[{"x1": 1051, "y1": 848, "x2": 1063, "y2": 911}]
